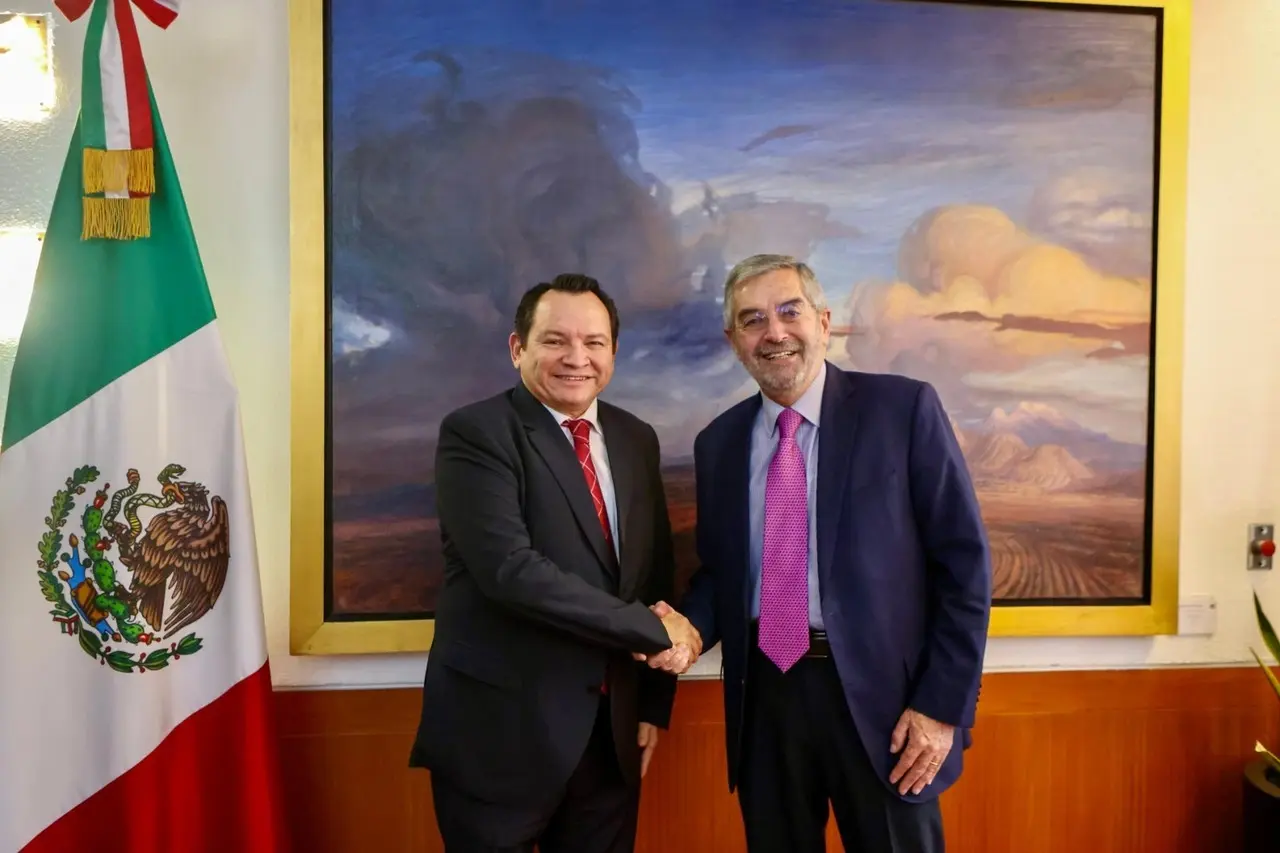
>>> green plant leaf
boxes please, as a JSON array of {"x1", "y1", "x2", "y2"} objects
[
  {"x1": 175, "y1": 634, "x2": 203, "y2": 656},
  {"x1": 1252, "y1": 591, "x2": 1280, "y2": 703},
  {"x1": 1250, "y1": 648, "x2": 1280, "y2": 703},
  {"x1": 1257, "y1": 742, "x2": 1280, "y2": 774},
  {"x1": 1254, "y1": 592, "x2": 1280, "y2": 664}
]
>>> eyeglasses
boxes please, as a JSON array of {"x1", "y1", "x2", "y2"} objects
[{"x1": 735, "y1": 301, "x2": 807, "y2": 332}]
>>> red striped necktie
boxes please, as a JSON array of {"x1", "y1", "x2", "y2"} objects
[
  {"x1": 563, "y1": 418, "x2": 615, "y2": 553},
  {"x1": 564, "y1": 417, "x2": 615, "y2": 696}
]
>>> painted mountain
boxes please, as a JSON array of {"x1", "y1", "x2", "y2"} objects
[{"x1": 951, "y1": 403, "x2": 1147, "y2": 600}]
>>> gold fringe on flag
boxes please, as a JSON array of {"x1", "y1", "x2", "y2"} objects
[
  {"x1": 83, "y1": 147, "x2": 155, "y2": 194},
  {"x1": 82, "y1": 196, "x2": 151, "y2": 240}
]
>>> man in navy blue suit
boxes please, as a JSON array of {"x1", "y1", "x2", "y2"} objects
[{"x1": 653, "y1": 254, "x2": 992, "y2": 852}]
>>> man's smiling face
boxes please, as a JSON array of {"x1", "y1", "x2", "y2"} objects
[
  {"x1": 510, "y1": 290, "x2": 616, "y2": 417},
  {"x1": 726, "y1": 267, "x2": 831, "y2": 406}
]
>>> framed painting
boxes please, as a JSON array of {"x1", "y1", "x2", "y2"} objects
[{"x1": 289, "y1": 0, "x2": 1190, "y2": 654}]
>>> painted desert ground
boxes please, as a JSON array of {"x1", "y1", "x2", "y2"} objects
[{"x1": 329, "y1": 400, "x2": 1147, "y2": 615}]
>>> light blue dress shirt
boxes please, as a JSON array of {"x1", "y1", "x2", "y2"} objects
[{"x1": 748, "y1": 364, "x2": 826, "y2": 630}]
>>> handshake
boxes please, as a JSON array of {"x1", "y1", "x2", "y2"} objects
[{"x1": 633, "y1": 601, "x2": 702, "y2": 675}]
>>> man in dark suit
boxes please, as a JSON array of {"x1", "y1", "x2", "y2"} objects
[
  {"x1": 409, "y1": 273, "x2": 703, "y2": 853},
  {"x1": 663, "y1": 254, "x2": 992, "y2": 852}
]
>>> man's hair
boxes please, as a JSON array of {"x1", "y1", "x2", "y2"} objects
[
  {"x1": 513, "y1": 273, "x2": 621, "y2": 350},
  {"x1": 721, "y1": 253, "x2": 828, "y2": 330}
]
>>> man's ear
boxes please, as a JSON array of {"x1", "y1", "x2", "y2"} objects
[{"x1": 508, "y1": 332, "x2": 523, "y2": 368}]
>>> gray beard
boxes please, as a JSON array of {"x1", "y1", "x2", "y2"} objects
[{"x1": 754, "y1": 355, "x2": 814, "y2": 395}]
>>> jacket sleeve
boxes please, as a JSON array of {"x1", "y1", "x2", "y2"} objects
[
  {"x1": 636, "y1": 425, "x2": 679, "y2": 729},
  {"x1": 435, "y1": 410, "x2": 673, "y2": 656},
  {"x1": 904, "y1": 382, "x2": 993, "y2": 729}
]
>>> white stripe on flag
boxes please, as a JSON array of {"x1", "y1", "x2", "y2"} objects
[
  {"x1": 0, "y1": 322, "x2": 270, "y2": 851},
  {"x1": 99, "y1": 4, "x2": 131, "y2": 199}
]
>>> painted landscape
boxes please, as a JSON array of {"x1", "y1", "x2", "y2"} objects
[
  {"x1": 326, "y1": 0, "x2": 1159, "y2": 617},
  {"x1": 952, "y1": 403, "x2": 1147, "y2": 600}
]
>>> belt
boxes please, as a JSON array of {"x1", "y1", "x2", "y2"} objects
[{"x1": 749, "y1": 622, "x2": 831, "y2": 658}]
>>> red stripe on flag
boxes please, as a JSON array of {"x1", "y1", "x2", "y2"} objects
[
  {"x1": 20, "y1": 663, "x2": 290, "y2": 853},
  {"x1": 112, "y1": 0, "x2": 154, "y2": 151},
  {"x1": 132, "y1": 0, "x2": 179, "y2": 29},
  {"x1": 53, "y1": 0, "x2": 94, "y2": 20}
]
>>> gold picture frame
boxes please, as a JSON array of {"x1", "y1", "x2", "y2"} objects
[{"x1": 289, "y1": 0, "x2": 1190, "y2": 654}]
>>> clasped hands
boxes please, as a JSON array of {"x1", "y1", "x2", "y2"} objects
[{"x1": 632, "y1": 600, "x2": 702, "y2": 675}]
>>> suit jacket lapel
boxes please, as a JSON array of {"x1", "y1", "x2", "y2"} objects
[
  {"x1": 598, "y1": 405, "x2": 633, "y2": 588},
  {"x1": 721, "y1": 397, "x2": 758, "y2": 621},
  {"x1": 513, "y1": 384, "x2": 616, "y2": 578},
  {"x1": 817, "y1": 362, "x2": 857, "y2": 589}
]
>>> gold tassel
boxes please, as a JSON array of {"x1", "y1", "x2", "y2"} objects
[
  {"x1": 82, "y1": 196, "x2": 151, "y2": 240},
  {"x1": 83, "y1": 147, "x2": 155, "y2": 195}
]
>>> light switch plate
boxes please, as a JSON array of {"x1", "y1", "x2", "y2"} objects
[{"x1": 1178, "y1": 595, "x2": 1217, "y2": 636}]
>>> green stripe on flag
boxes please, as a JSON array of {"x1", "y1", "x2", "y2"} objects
[
  {"x1": 79, "y1": 0, "x2": 108, "y2": 149},
  {"x1": 1, "y1": 80, "x2": 216, "y2": 449}
]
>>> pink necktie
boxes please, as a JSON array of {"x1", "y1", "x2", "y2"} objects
[{"x1": 758, "y1": 407, "x2": 810, "y2": 672}]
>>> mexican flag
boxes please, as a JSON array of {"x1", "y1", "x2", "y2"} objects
[{"x1": 0, "y1": 1, "x2": 289, "y2": 850}]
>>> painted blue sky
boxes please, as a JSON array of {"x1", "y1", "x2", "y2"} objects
[
  {"x1": 326, "y1": 0, "x2": 1161, "y2": 454},
  {"x1": 330, "y1": 0, "x2": 1157, "y2": 288}
]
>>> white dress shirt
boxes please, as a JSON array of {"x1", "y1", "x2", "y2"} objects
[{"x1": 543, "y1": 398, "x2": 620, "y2": 558}]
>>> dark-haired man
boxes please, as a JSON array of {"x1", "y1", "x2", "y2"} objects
[{"x1": 409, "y1": 273, "x2": 702, "y2": 853}]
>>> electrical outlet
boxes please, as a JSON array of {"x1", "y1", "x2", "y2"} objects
[{"x1": 1178, "y1": 595, "x2": 1217, "y2": 636}]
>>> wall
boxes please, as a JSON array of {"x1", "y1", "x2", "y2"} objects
[
  {"x1": 276, "y1": 671, "x2": 1280, "y2": 852},
  {"x1": 0, "y1": 5, "x2": 73, "y2": 229},
  {"x1": 1, "y1": 0, "x2": 1279, "y2": 691}
]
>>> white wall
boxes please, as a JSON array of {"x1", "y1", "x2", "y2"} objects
[{"x1": 1, "y1": 0, "x2": 1278, "y2": 690}]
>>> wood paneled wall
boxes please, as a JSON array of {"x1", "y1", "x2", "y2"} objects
[{"x1": 275, "y1": 666, "x2": 1280, "y2": 853}]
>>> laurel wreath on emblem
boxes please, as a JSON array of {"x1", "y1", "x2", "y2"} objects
[{"x1": 35, "y1": 464, "x2": 231, "y2": 674}]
